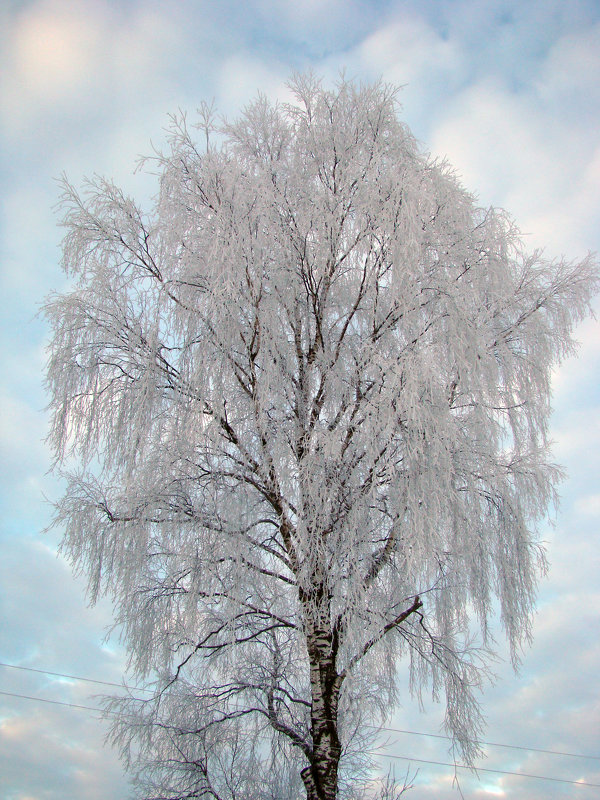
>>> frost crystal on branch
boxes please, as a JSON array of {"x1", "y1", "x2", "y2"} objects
[{"x1": 45, "y1": 74, "x2": 598, "y2": 800}]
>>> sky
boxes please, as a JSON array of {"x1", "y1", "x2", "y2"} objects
[{"x1": 0, "y1": 0, "x2": 599, "y2": 798}]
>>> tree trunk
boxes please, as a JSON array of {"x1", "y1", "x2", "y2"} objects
[{"x1": 301, "y1": 621, "x2": 343, "y2": 800}]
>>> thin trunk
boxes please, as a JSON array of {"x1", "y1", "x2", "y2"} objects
[{"x1": 301, "y1": 619, "x2": 343, "y2": 800}]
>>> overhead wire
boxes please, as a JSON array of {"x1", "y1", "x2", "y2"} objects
[
  {"x1": 0, "y1": 689, "x2": 107, "y2": 714},
  {"x1": 2, "y1": 660, "x2": 597, "y2": 763},
  {"x1": 2, "y1": 687, "x2": 599, "y2": 790},
  {"x1": 2, "y1": 662, "x2": 600, "y2": 791},
  {"x1": 375, "y1": 725, "x2": 600, "y2": 761},
  {"x1": 369, "y1": 750, "x2": 600, "y2": 789},
  {"x1": 0, "y1": 660, "x2": 152, "y2": 692}
]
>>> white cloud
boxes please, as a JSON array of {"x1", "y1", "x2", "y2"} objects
[
  {"x1": 429, "y1": 81, "x2": 561, "y2": 225},
  {"x1": 0, "y1": 0, "x2": 183, "y2": 141},
  {"x1": 260, "y1": 0, "x2": 351, "y2": 26},
  {"x1": 551, "y1": 313, "x2": 600, "y2": 404},
  {"x1": 216, "y1": 55, "x2": 292, "y2": 118},
  {"x1": 575, "y1": 494, "x2": 600, "y2": 517},
  {"x1": 1, "y1": 183, "x2": 60, "y2": 285},
  {"x1": 0, "y1": 707, "x2": 127, "y2": 800},
  {"x1": 10, "y1": 1, "x2": 104, "y2": 98},
  {"x1": 551, "y1": 409, "x2": 600, "y2": 462},
  {"x1": 1, "y1": 0, "x2": 109, "y2": 132},
  {"x1": 425, "y1": 22, "x2": 600, "y2": 257},
  {"x1": 0, "y1": 393, "x2": 46, "y2": 471},
  {"x1": 336, "y1": 13, "x2": 465, "y2": 139},
  {"x1": 0, "y1": 536, "x2": 129, "y2": 797},
  {"x1": 357, "y1": 16, "x2": 463, "y2": 85},
  {"x1": 535, "y1": 20, "x2": 600, "y2": 109}
]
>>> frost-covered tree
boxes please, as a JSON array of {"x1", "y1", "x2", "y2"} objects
[{"x1": 45, "y1": 75, "x2": 598, "y2": 800}]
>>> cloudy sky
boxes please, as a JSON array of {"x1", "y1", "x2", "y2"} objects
[{"x1": 1, "y1": 0, "x2": 599, "y2": 798}]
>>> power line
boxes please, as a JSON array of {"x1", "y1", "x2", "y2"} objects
[
  {"x1": 0, "y1": 689, "x2": 106, "y2": 715},
  {"x1": 2, "y1": 661, "x2": 599, "y2": 761},
  {"x1": 376, "y1": 725, "x2": 600, "y2": 761},
  {"x1": 3, "y1": 661, "x2": 598, "y2": 763},
  {"x1": 0, "y1": 661, "x2": 152, "y2": 693},
  {"x1": 2, "y1": 687, "x2": 600, "y2": 791},
  {"x1": 4, "y1": 661, "x2": 600, "y2": 762},
  {"x1": 370, "y1": 750, "x2": 600, "y2": 790},
  {"x1": 0, "y1": 689, "x2": 142, "y2": 719}
]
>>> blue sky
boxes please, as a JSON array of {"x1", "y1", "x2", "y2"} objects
[{"x1": 1, "y1": 1, "x2": 599, "y2": 798}]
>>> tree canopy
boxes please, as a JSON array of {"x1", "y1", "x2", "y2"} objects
[{"x1": 45, "y1": 74, "x2": 598, "y2": 800}]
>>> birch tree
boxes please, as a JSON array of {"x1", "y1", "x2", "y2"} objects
[{"x1": 45, "y1": 75, "x2": 598, "y2": 800}]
